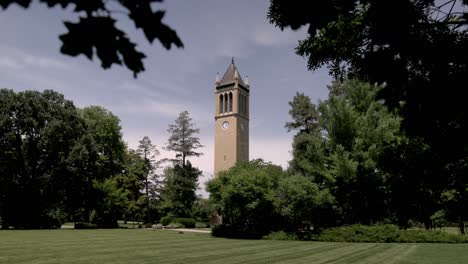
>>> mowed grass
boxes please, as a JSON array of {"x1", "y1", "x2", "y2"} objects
[{"x1": 1, "y1": 229, "x2": 467, "y2": 264}]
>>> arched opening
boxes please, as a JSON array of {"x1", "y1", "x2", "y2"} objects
[
  {"x1": 238, "y1": 93, "x2": 242, "y2": 115},
  {"x1": 224, "y1": 93, "x2": 228, "y2": 113},
  {"x1": 219, "y1": 94, "x2": 224, "y2": 114},
  {"x1": 229, "y1": 92, "x2": 233, "y2": 112},
  {"x1": 245, "y1": 95, "x2": 248, "y2": 116},
  {"x1": 242, "y1": 94, "x2": 245, "y2": 115}
]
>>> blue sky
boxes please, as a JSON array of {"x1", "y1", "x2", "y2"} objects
[{"x1": 0, "y1": 0, "x2": 331, "y2": 195}]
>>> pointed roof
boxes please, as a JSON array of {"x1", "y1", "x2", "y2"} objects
[{"x1": 218, "y1": 59, "x2": 247, "y2": 88}]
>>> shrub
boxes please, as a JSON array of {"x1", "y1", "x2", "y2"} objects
[
  {"x1": 152, "y1": 223, "x2": 163, "y2": 229},
  {"x1": 144, "y1": 223, "x2": 153, "y2": 228},
  {"x1": 161, "y1": 215, "x2": 175, "y2": 226},
  {"x1": 318, "y1": 224, "x2": 400, "y2": 243},
  {"x1": 173, "y1": 218, "x2": 196, "y2": 228},
  {"x1": 167, "y1": 222, "x2": 184, "y2": 229},
  {"x1": 212, "y1": 225, "x2": 264, "y2": 239},
  {"x1": 263, "y1": 231, "x2": 297, "y2": 240},
  {"x1": 316, "y1": 224, "x2": 468, "y2": 243},
  {"x1": 195, "y1": 222, "x2": 209, "y2": 228},
  {"x1": 74, "y1": 222, "x2": 97, "y2": 229}
]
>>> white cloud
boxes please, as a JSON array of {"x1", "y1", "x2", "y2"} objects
[
  {"x1": 0, "y1": 45, "x2": 71, "y2": 71},
  {"x1": 252, "y1": 26, "x2": 305, "y2": 47}
]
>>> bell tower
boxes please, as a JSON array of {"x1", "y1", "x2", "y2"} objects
[{"x1": 214, "y1": 58, "x2": 249, "y2": 175}]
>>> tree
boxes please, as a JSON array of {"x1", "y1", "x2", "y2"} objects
[
  {"x1": 80, "y1": 106, "x2": 126, "y2": 180},
  {"x1": 114, "y1": 148, "x2": 146, "y2": 223},
  {"x1": 92, "y1": 177, "x2": 129, "y2": 228},
  {"x1": 0, "y1": 89, "x2": 85, "y2": 228},
  {"x1": 287, "y1": 80, "x2": 401, "y2": 226},
  {"x1": 63, "y1": 105, "x2": 127, "y2": 224},
  {"x1": 274, "y1": 175, "x2": 334, "y2": 231},
  {"x1": 207, "y1": 160, "x2": 284, "y2": 234},
  {"x1": 165, "y1": 111, "x2": 203, "y2": 167},
  {"x1": 159, "y1": 161, "x2": 201, "y2": 217},
  {"x1": 136, "y1": 136, "x2": 160, "y2": 223},
  {"x1": 0, "y1": 0, "x2": 183, "y2": 77},
  {"x1": 269, "y1": 0, "x2": 468, "y2": 232}
]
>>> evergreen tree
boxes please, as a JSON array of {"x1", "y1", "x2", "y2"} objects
[
  {"x1": 165, "y1": 111, "x2": 203, "y2": 167},
  {"x1": 136, "y1": 136, "x2": 160, "y2": 223}
]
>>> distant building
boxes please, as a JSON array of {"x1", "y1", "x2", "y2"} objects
[{"x1": 214, "y1": 58, "x2": 250, "y2": 175}]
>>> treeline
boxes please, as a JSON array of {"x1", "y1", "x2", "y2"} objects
[
  {"x1": 0, "y1": 89, "x2": 206, "y2": 229},
  {"x1": 208, "y1": 80, "x2": 468, "y2": 237}
]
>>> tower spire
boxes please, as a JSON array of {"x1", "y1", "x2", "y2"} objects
[{"x1": 231, "y1": 57, "x2": 234, "y2": 64}]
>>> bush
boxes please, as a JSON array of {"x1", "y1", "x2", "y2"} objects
[
  {"x1": 212, "y1": 225, "x2": 264, "y2": 239},
  {"x1": 161, "y1": 215, "x2": 175, "y2": 226},
  {"x1": 318, "y1": 224, "x2": 400, "y2": 243},
  {"x1": 316, "y1": 224, "x2": 468, "y2": 243},
  {"x1": 144, "y1": 223, "x2": 153, "y2": 228},
  {"x1": 173, "y1": 218, "x2": 196, "y2": 228},
  {"x1": 167, "y1": 222, "x2": 184, "y2": 229},
  {"x1": 152, "y1": 223, "x2": 163, "y2": 229},
  {"x1": 74, "y1": 222, "x2": 98, "y2": 229},
  {"x1": 263, "y1": 231, "x2": 297, "y2": 240},
  {"x1": 195, "y1": 222, "x2": 209, "y2": 228}
]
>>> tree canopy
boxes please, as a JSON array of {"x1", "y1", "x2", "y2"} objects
[{"x1": 165, "y1": 111, "x2": 203, "y2": 167}]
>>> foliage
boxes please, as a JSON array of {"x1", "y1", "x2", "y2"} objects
[
  {"x1": 211, "y1": 224, "x2": 264, "y2": 239},
  {"x1": 165, "y1": 111, "x2": 203, "y2": 166},
  {"x1": 269, "y1": 0, "x2": 468, "y2": 232},
  {"x1": 191, "y1": 198, "x2": 212, "y2": 222},
  {"x1": 195, "y1": 222, "x2": 209, "y2": 228},
  {"x1": 274, "y1": 174, "x2": 334, "y2": 230},
  {"x1": 166, "y1": 222, "x2": 183, "y2": 229},
  {"x1": 136, "y1": 136, "x2": 161, "y2": 223},
  {"x1": 159, "y1": 162, "x2": 201, "y2": 217},
  {"x1": 160, "y1": 215, "x2": 174, "y2": 226},
  {"x1": 207, "y1": 159, "x2": 285, "y2": 235},
  {"x1": 317, "y1": 225, "x2": 468, "y2": 243},
  {"x1": 0, "y1": 0, "x2": 183, "y2": 77},
  {"x1": 286, "y1": 80, "x2": 401, "y2": 226},
  {"x1": 74, "y1": 222, "x2": 98, "y2": 229},
  {"x1": 92, "y1": 177, "x2": 129, "y2": 228},
  {"x1": 0, "y1": 89, "x2": 85, "y2": 229},
  {"x1": 172, "y1": 218, "x2": 196, "y2": 228},
  {"x1": 263, "y1": 231, "x2": 297, "y2": 241}
]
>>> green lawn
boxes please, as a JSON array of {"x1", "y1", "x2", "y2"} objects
[{"x1": 0, "y1": 229, "x2": 467, "y2": 264}]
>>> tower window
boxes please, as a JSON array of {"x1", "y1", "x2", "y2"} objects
[
  {"x1": 224, "y1": 155, "x2": 226, "y2": 161},
  {"x1": 224, "y1": 93, "x2": 228, "y2": 113},
  {"x1": 229, "y1": 92, "x2": 233, "y2": 112},
  {"x1": 219, "y1": 94, "x2": 224, "y2": 114},
  {"x1": 239, "y1": 93, "x2": 242, "y2": 115}
]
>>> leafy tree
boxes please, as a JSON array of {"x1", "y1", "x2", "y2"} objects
[
  {"x1": 0, "y1": 0, "x2": 183, "y2": 77},
  {"x1": 0, "y1": 89, "x2": 85, "y2": 228},
  {"x1": 287, "y1": 80, "x2": 401, "y2": 226},
  {"x1": 274, "y1": 175, "x2": 334, "y2": 231},
  {"x1": 80, "y1": 106, "x2": 126, "y2": 180},
  {"x1": 165, "y1": 111, "x2": 203, "y2": 167},
  {"x1": 191, "y1": 197, "x2": 212, "y2": 223},
  {"x1": 269, "y1": 1, "x2": 468, "y2": 231},
  {"x1": 207, "y1": 160, "x2": 284, "y2": 234},
  {"x1": 65, "y1": 106, "x2": 126, "y2": 223},
  {"x1": 159, "y1": 161, "x2": 201, "y2": 217},
  {"x1": 0, "y1": 89, "x2": 19, "y2": 229},
  {"x1": 92, "y1": 177, "x2": 129, "y2": 228},
  {"x1": 114, "y1": 148, "x2": 146, "y2": 223},
  {"x1": 136, "y1": 136, "x2": 160, "y2": 223}
]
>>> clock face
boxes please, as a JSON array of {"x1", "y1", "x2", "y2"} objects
[{"x1": 222, "y1": 121, "x2": 229, "y2": 129}]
